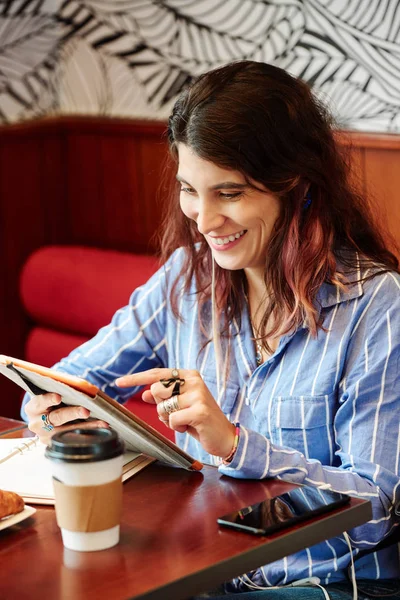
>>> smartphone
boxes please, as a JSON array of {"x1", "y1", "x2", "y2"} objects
[{"x1": 217, "y1": 486, "x2": 351, "y2": 536}]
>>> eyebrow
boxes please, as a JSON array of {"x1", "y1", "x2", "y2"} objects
[{"x1": 176, "y1": 175, "x2": 248, "y2": 190}]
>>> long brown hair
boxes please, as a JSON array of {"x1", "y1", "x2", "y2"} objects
[{"x1": 160, "y1": 60, "x2": 399, "y2": 349}]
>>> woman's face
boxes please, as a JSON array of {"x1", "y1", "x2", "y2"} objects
[{"x1": 178, "y1": 144, "x2": 281, "y2": 276}]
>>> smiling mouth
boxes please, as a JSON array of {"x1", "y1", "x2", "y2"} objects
[{"x1": 210, "y1": 230, "x2": 246, "y2": 246}]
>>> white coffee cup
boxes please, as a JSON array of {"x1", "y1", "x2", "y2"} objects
[{"x1": 45, "y1": 428, "x2": 124, "y2": 552}]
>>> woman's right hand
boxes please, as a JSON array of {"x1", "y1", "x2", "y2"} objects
[{"x1": 25, "y1": 393, "x2": 108, "y2": 444}]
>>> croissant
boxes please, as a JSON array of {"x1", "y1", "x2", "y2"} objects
[{"x1": 0, "y1": 489, "x2": 24, "y2": 519}]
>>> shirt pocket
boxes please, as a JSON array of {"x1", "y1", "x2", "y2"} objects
[
  {"x1": 202, "y1": 376, "x2": 240, "y2": 417},
  {"x1": 270, "y1": 392, "x2": 337, "y2": 465}
]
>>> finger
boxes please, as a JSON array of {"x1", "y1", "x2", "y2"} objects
[
  {"x1": 28, "y1": 406, "x2": 91, "y2": 437},
  {"x1": 157, "y1": 400, "x2": 167, "y2": 419},
  {"x1": 173, "y1": 424, "x2": 188, "y2": 434},
  {"x1": 168, "y1": 405, "x2": 201, "y2": 435},
  {"x1": 149, "y1": 381, "x2": 186, "y2": 404},
  {"x1": 169, "y1": 410, "x2": 198, "y2": 438},
  {"x1": 25, "y1": 393, "x2": 62, "y2": 418},
  {"x1": 150, "y1": 382, "x2": 171, "y2": 403},
  {"x1": 156, "y1": 394, "x2": 185, "y2": 419},
  {"x1": 141, "y1": 382, "x2": 186, "y2": 405},
  {"x1": 43, "y1": 405, "x2": 91, "y2": 428},
  {"x1": 29, "y1": 403, "x2": 108, "y2": 435},
  {"x1": 115, "y1": 368, "x2": 198, "y2": 388},
  {"x1": 141, "y1": 389, "x2": 156, "y2": 404},
  {"x1": 115, "y1": 369, "x2": 169, "y2": 388}
]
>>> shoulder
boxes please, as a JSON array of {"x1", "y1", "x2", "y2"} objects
[
  {"x1": 158, "y1": 246, "x2": 190, "y2": 289},
  {"x1": 131, "y1": 246, "x2": 203, "y2": 305},
  {"x1": 160, "y1": 245, "x2": 204, "y2": 289},
  {"x1": 139, "y1": 247, "x2": 188, "y2": 289},
  {"x1": 161, "y1": 246, "x2": 189, "y2": 274},
  {"x1": 124, "y1": 248, "x2": 187, "y2": 306}
]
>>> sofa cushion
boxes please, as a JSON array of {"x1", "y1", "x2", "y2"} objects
[
  {"x1": 20, "y1": 245, "x2": 159, "y2": 336},
  {"x1": 25, "y1": 326, "x2": 88, "y2": 367}
]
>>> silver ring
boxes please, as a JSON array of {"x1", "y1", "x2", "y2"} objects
[
  {"x1": 41, "y1": 413, "x2": 54, "y2": 432},
  {"x1": 161, "y1": 396, "x2": 181, "y2": 416}
]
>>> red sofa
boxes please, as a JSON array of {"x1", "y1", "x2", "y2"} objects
[{"x1": 19, "y1": 245, "x2": 174, "y2": 440}]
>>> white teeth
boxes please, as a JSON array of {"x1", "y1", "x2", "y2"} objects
[{"x1": 214, "y1": 230, "x2": 245, "y2": 245}]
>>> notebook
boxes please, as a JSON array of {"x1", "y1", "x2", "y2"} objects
[
  {"x1": 0, "y1": 355, "x2": 203, "y2": 471},
  {"x1": 0, "y1": 437, "x2": 153, "y2": 505}
]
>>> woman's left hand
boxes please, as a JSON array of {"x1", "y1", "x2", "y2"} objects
[{"x1": 115, "y1": 368, "x2": 236, "y2": 459}]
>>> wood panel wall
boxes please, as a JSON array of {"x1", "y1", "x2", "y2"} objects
[
  {"x1": 338, "y1": 131, "x2": 400, "y2": 254},
  {"x1": 0, "y1": 117, "x2": 399, "y2": 418}
]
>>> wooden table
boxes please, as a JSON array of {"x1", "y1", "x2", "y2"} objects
[
  {"x1": 0, "y1": 420, "x2": 372, "y2": 600},
  {"x1": 0, "y1": 416, "x2": 27, "y2": 436}
]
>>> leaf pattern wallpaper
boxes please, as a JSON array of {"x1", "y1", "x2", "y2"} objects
[{"x1": 0, "y1": 0, "x2": 399, "y2": 131}]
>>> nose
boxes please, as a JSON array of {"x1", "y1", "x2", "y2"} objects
[{"x1": 196, "y1": 198, "x2": 226, "y2": 235}]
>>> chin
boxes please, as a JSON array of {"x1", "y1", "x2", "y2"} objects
[{"x1": 212, "y1": 256, "x2": 247, "y2": 272}]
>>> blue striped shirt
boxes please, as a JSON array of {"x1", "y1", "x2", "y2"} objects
[{"x1": 22, "y1": 247, "x2": 400, "y2": 587}]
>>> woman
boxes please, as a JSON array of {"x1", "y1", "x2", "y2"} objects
[{"x1": 23, "y1": 61, "x2": 400, "y2": 598}]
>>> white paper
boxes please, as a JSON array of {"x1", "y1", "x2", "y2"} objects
[{"x1": 0, "y1": 438, "x2": 141, "y2": 504}]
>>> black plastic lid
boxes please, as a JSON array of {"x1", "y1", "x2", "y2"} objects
[{"x1": 45, "y1": 428, "x2": 124, "y2": 463}]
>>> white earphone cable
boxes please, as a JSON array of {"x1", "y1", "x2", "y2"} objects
[{"x1": 343, "y1": 531, "x2": 358, "y2": 600}]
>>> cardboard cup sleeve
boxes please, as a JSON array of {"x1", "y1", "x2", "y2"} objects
[{"x1": 53, "y1": 478, "x2": 122, "y2": 533}]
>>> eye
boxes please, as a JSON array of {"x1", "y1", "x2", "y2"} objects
[
  {"x1": 180, "y1": 186, "x2": 196, "y2": 195},
  {"x1": 219, "y1": 192, "x2": 243, "y2": 201}
]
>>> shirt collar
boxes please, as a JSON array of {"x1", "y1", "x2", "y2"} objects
[
  {"x1": 316, "y1": 277, "x2": 363, "y2": 309},
  {"x1": 316, "y1": 255, "x2": 364, "y2": 309}
]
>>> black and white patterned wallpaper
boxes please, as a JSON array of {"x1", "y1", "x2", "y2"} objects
[{"x1": 1, "y1": 0, "x2": 399, "y2": 132}]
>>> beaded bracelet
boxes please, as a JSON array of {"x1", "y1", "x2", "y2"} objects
[{"x1": 223, "y1": 423, "x2": 240, "y2": 464}]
